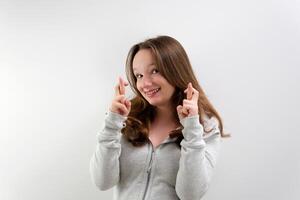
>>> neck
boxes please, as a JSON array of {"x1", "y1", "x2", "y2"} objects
[{"x1": 154, "y1": 105, "x2": 177, "y2": 125}]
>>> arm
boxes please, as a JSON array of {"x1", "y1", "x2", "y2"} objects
[
  {"x1": 175, "y1": 115, "x2": 221, "y2": 200},
  {"x1": 89, "y1": 111, "x2": 127, "y2": 191}
]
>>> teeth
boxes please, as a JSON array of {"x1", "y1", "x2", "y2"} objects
[{"x1": 146, "y1": 88, "x2": 160, "y2": 95}]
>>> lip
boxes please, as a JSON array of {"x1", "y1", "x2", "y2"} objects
[
  {"x1": 144, "y1": 88, "x2": 160, "y2": 97},
  {"x1": 144, "y1": 88, "x2": 160, "y2": 93}
]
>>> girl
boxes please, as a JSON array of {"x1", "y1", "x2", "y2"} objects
[{"x1": 90, "y1": 35, "x2": 228, "y2": 200}]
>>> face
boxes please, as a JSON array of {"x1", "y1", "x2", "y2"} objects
[{"x1": 132, "y1": 49, "x2": 175, "y2": 108}]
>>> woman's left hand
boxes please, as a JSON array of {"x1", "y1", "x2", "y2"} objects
[{"x1": 177, "y1": 82, "x2": 199, "y2": 120}]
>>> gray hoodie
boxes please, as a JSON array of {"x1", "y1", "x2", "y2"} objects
[{"x1": 90, "y1": 111, "x2": 221, "y2": 200}]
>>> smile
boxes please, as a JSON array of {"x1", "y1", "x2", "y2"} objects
[{"x1": 145, "y1": 88, "x2": 160, "y2": 96}]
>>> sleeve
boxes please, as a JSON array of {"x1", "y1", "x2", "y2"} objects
[
  {"x1": 89, "y1": 110, "x2": 127, "y2": 191},
  {"x1": 175, "y1": 115, "x2": 221, "y2": 200}
]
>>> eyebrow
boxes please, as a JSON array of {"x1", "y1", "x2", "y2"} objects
[{"x1": 133, "y1": 63, "x2": 155, "y2": 72}]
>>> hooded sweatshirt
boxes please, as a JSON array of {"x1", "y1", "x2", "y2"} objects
[{"x1": 90, "y1": 110, "x2": 221, "y2": 200}]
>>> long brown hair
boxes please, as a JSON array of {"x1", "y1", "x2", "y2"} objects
[{"x1": 122, "y1": 35, "x2": 229, "y2": 146}]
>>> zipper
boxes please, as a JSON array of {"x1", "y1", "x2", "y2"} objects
[
  {"x1": 141, "y1": 136, "x2": 174, "y2": 200},
  {"x1": 142, "y1": 142, "x2": 155, "y2": 200}
]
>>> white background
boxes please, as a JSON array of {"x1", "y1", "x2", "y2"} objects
[{"x1": 1, "y1": 0, "x2": 299, "y2": 199}]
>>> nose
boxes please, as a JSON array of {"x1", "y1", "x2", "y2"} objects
[{"x1": 141, "y1": 75, "x2": 153, "y2": 88}]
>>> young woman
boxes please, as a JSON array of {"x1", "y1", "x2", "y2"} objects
[{"x1": 90, "y1": 35, "x2": 228, "y2": 200}]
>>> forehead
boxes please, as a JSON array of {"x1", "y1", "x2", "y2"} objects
[{"x1": 132, "y1": 49, "x2": 156, "y2": 71}]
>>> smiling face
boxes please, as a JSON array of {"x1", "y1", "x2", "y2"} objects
[{"x1": 132, "y1": 49, "x2": 175, "y2": 108}]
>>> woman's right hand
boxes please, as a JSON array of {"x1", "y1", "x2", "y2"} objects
[{"x1": 109, "y1": 77, "x2": 131, "y2": 117}]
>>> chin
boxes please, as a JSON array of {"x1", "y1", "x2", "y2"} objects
[
  {"x1": 144, "y1": 98, "x2": 158, "y2": 106},
  {"x1": 149, "y1": 100, "x2": 167, "y2": 107},
  {"x1": 146, "y1": 100, "x2": 157, "y2": 106}
]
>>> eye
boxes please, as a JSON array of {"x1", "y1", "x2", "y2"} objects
[
  {"x1": 152, "y1": 69, "x2": 159, "y2": 74},
  {"x1": 135, "y1": 73, "x2": 143, "y2": 79}
]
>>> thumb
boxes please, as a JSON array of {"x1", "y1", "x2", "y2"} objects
[
  {"x1": 177, "y1": 105, "x2": 182, "y2": 112},
  {"x1": 125, "y1": 99, "x2": 131, "y2": 110},
  {"x1": 177, "y1": 105, "x2": 183, "y2": 119}
]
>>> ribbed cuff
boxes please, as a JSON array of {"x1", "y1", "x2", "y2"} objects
[
  {"x1": 104, "y1": 110, "x2": 127, "y2": 130},
  {"x1": 180, "y1": 115, "x2": 204, "y2": 142}
]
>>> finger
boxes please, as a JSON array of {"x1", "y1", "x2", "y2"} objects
[
  {"x1": 112, "y1": 101, "x2": 128, "y2": 114},
  {"x1": 114, "y1": 83, "x2": 120, "y2": 96},
  {"x1": 125, "y1": 99, "x2": 131, "y2": 110},
  {"x1": 180, "y1": 103, "x2": 189, "y2": 115},
  {"x1": 177, "y1": 105, "x2": 182, "y2": 112},
  {"x1": 184, "y1": 86, "x2": 199, "y2": 102},
  {"x1": 187, "y1": 82, "x2": 193, "y2": 100},
  {"x1": 191, "y1": 88, "x2": 199, "y2": 102},
  {"x1": 183, "y1": 104, "x2": 195, "y2": 116},
  {"x1": 115, "y1": 94, "x2": 126, "y2": 103},
  {"x1": 182, "y1": 107, "x2": 189, "y2": 115},
  {"x1": 119, "y1": 77, "x2": 125, "y2": 95},
  {"x1": 183, "y1": 99, "x2": 193, "y2": 105},
  {"x1": 182, "y1": 104, "x2": 194, "y2": 111},
  {"x1": 183, "y1": 83, "x2": 193, "y2": 100},
  {"x1": 176, "y1": 105, "x2": 184, "y2": 116}
]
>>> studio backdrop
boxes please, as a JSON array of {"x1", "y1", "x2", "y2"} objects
[{"x1": 1, "y1": 0, "x2": 299, "y2": 200}]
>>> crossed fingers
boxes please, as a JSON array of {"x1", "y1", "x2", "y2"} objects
[{"x1": 184, "y1": 82, "x2": 199, "y2": 102}]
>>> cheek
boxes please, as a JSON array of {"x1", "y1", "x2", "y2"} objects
[
  {"x1": 136, "y1": 81, "x2": 142, "y2": 92},
  {"x1": 165, "y1": 84, "x2": 176, "y2": 95}
]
